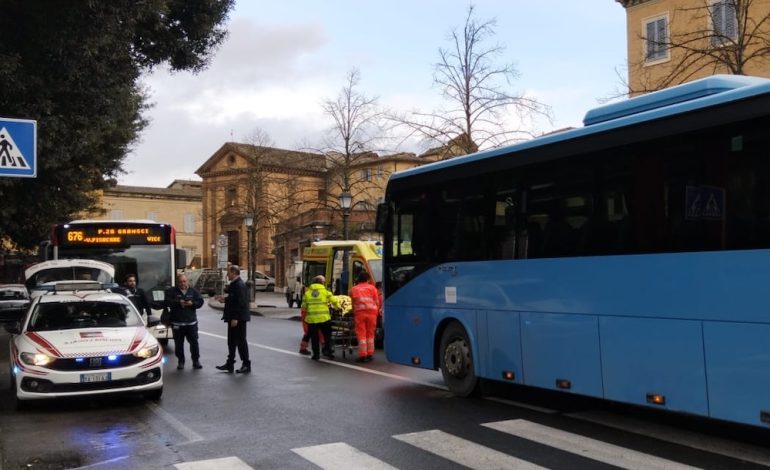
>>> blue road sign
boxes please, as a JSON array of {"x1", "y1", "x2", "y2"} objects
[{"x1": 0, "y1": 117, "x2": 36, "y2": 178}]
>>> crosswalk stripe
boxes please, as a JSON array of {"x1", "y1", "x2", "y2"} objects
[
  {"x1": 291, "y1": 442, "x2": 398, "y2": 470},
  {"x1": 174, "y1": 456, "x2": 253, "y2": 469},
  {"x1": 568, "y1": 410, "x2": 770, "y2": 467},
  {"x1": 483, "y1": 419, "x2": 701, "y2": 470},
  {"x1": 392, "y1": 429, "x2": 547, "y2": 470}
]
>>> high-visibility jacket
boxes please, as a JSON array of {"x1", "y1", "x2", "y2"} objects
[
  {"x1": 301, "y1": 283, "x2": 339, "y2": 324},
  {"x1": 350, "y1": 282, "x2": 380, "y2": 316}
]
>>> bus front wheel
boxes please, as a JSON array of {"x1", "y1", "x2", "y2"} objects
[{"x1": 439, "y1": 322, "x2": 478, "y2": 397}]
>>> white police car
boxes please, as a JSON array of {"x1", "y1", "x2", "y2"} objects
[{"x1": 6, "y1": 281, "x2": 163, "y2": 408}]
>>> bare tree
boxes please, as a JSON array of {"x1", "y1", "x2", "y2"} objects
[
  {"x1": 628, "y1": 0, "x2": 770, "y2": 93},
  {"x1": 319, "y1": 68, "x2": 386, "y2": 239},
  {"x1": 395, "y1": 4, "x2": 551, "y2": 159}
]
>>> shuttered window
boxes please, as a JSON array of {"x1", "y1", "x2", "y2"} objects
[
  {"x1": 710, "y1": 0, "x2": 738, "y2": 46},
  {"x1": 644, "y1": 15, "x2": 668, "y2": 62}
]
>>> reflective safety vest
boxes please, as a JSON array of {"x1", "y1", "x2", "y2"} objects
[
  {"x1": 301, "y1": 283, "x2": 339, "y2": 324},
  {"x1": 350, "y1": 283, "x2": 380, "y2": 316}
]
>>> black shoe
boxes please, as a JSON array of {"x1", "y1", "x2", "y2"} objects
[
  {"x1": 310, "y1": 355, "x2": 320, "y2": 361},
  {"x1": 192, "y1": 362, "x2": 203, "y2": 370},
  {"x1": 299, "y1": 349, "x2": 311, "y2": 356},
  {"x1": 215, "y1": 363, "x2": 234, "y2": 373},
  {"x1": 365, "y1": 356, "x2": 373, "y2": 362},
  {"x1": 176, "y1": 362, "x2": 185, "y2": 370},
  {"x1": 355, "y1": 356, "x2": 367, "y2": 363},
  {"x1": 236, "y1": 362, "x2": 251, "y2": 374}
]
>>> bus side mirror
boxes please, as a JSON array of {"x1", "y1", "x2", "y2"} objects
[{"x1": 375, "y1": 202, "x2": 388, "y2": 233}]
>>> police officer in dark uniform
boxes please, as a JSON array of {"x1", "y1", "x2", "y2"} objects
[
  {"x1": 165, "y1": 273, "x2": 204, "y2": 370},
  {"x1": 123, "y1": 274, "x2": 152, "y2": 318}
]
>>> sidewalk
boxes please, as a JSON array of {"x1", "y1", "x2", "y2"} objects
[{"x1": 207, "y1": 295, "x2": 302, "y2": 321}]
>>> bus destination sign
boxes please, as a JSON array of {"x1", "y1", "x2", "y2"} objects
[{"x1": 61, "y1": 225, "x2": 167, "y2": 246}]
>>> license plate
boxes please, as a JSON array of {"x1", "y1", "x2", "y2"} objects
[{"x1": 80, "y1": 372, "x2": 111, "y2": 383}]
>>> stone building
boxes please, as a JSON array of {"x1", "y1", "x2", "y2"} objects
[
  {"x1": 616, "y1": 0, "x2": 770, "y2": 95},
  {"x1": 195, "y1": 143, "x2": 432, "y2": 289},
  {"x1": 91, "y1": 180, "x2": 204, "y2": 268}
]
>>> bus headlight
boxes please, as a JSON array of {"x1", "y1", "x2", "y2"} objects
[
  {"x1": 134, "y1": 345, "x2": 160, "y2": 359},
  {"x1": 20, "y1": 352, "x2": 55, "y2": 366}
]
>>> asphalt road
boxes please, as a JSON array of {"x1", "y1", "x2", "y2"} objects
[{"x1": 1, "y1": 301, "x2": 770, "y2": 469}]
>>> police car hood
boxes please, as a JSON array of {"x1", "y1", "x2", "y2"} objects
[{"x1": 20, "y1": 327, "x2": 151, "y2": 357}]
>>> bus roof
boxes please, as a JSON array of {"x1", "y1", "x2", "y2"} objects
[
  {"x1": 66, "y1": 219, "x2": 165, "y2": 225},
  {"x1": 390, "y1": 75, "x2": 770, "y2": 182}
]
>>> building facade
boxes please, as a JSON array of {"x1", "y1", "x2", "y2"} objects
[
  {"x1": 196, "y1": 143, "x2": 433, "y2": 289},
  {"x1": 617, "y1": 0, "x2": 770, "y2": 95},
  {"x1": 91, "y1": 180, "x2": 204, "y2": 268}
]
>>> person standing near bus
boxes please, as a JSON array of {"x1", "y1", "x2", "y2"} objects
[
  {"x1": 165, "y1": 273, "x2": 204, "y2": 370},
  {"x1": 351, "y1": 271, "x2": 381, "y2": 363},
  {"x1": 301, "y1": 275, "x2": 339, "y2": 361},
  {"x1": 123, "y1": 274, "x2": 152, "y2": 318},
  {"x1": 215, "y1": 266, "x2": 251, "y2": 374}
]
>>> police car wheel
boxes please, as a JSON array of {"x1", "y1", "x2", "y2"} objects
[{"x1": 145, "y1": 387, "x2": 163, "y2": 401}]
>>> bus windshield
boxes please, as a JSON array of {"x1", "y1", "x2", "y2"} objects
[{"x1": 55, "y1": 245, "x2": 173, "y2": 292}]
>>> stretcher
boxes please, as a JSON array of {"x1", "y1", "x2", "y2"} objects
[{"x1": 330, "y1": 295, "x2": 355, "y2": 358}]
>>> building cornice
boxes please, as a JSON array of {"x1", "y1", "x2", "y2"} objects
[{"x1": 615, "y1": 0, "x2": 652, "y2": 8}]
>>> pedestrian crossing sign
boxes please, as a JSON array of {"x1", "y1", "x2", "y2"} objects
[{"x1": 0, "y1": 117, "x2": 36, "y2": 178}]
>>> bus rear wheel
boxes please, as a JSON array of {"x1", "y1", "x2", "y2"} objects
[{"x1": 439, "y1": 322, "x2": 478, "y2": 397}]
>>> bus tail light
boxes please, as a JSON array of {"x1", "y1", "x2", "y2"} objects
[
  {"x1": 646, "y1": 393, "x2": 666, "y2": 405},
  {"x1": 502, "y1": 371, "x2": 515, "y2": 381},
  {"x1": 556, "y1": 379, "x2": 571, "y2": 390},
  {"x1": 411, "y1": 356, "x2": 421, "y2": 365}
]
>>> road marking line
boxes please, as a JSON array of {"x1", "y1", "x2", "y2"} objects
[
  {"x1": 175, "y1": 456, "x2": 253, "y2": 469},
  {"x1": 145, "y1": 401, "x2": 203, "y2": 444},
  {"x1": 71, "y1": 456, "x2": 129, "y2": 469},
  {"x1": 199, "y1": 331, "x2": 448, "y2": 391},
  {"x1": 568, "y1": 410, "x2": 770, "y2": 467},
  {"x1": 292, "y1": 442, "x2": 397, "y2": 470},
  {"x1": 393, "y1": 429, "x2": 546, "y2": 469},
  {"x1": 483, "y1": 419, "x2": 701, "y2": 470},
  {"x1": 484, "y1": 396, "x2": 558, "y2": 414}
]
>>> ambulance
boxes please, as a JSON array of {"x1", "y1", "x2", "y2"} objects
[
  {"x1": 301, "y1": 240, "x2": 384, "y2": 347},
  {"x1": 301, "y1": 241, "x2": 382, "y2": 296}
]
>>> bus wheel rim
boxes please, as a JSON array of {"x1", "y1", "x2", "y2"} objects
[{"x1": 444, "y1": 339, "x2": 470, "y2": 378}]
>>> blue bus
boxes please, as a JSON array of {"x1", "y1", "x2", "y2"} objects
[{"x1": 377, "y1": 75, "x2": 770, "y2": 428}]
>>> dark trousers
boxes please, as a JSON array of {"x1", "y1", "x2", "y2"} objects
[
  {"x1": 172, "y1": 323, "x2": 200, "y2": 363},
  {"x1": 308, "y1": 320, "x2": 333, "y2": 356},
  {"x1": 226, "y1": 321, "x2": 250, "y2": 363}
]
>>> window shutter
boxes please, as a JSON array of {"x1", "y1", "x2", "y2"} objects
[
  {"x1": 725, "y1": 0, "x2": 737, "y2": 40},
  {"x1": 646, "y1": 21, "x2": 657, "y2": 59},
  {"x1": 711, "y1": 1, "x2": 725, "y2": 46}
]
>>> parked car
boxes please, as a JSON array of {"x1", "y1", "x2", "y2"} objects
[
  {"x1": 0, "y1": 284, "x2": 30, "y2": 324},
  {"x1": 6, "y1": 281, "x2": 163, "y2": 409},
  {"x1": 252, "y1": 271, "x2": 275, "y2": 292}
]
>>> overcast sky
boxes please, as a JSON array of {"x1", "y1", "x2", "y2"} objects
[{"x1": 120, "y1": 1, "x2": 628, "y2": 187}]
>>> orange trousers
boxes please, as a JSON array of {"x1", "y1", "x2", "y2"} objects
[{"x1": 355, "y1": 313, "x2": 377, "y2": 358}]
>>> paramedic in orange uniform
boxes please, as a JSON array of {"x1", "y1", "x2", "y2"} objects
[{"x1": 350, "y1": 271, "x2": 381, "y2": 363}]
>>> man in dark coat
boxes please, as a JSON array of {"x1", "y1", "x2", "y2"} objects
[
  {"x1": 165, "y1": 273, "x2": 204, "y2": 370},
  {"x1": 123, "y1": 274, "x2": 152, "y2": 317},
  {"x1": 216, "y1": 265, "x2": 251, "y2": 373}
]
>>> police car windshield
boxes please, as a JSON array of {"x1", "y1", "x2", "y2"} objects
[{"x1": 28, "y1": 301, "x2": 142, "y2": 331}]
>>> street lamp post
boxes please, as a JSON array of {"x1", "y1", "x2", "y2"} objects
[
  {"x1": 244, "y1": 214, "x2": 255, "y2": 302},
  {"x1": 339, "y1": 191, "x2": 352, "y2": 240}
]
